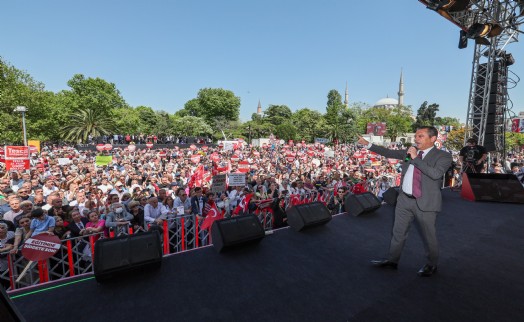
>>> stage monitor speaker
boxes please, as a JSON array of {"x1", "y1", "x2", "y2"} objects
[
  {"x1": 345, "y1": 192, "x2": 381, "y2": 216},
  {"x1": 461, "y1": 173, "x2": 524, "y2": 203},
  {"x1": 383, "y1": 187, "x2": 400, "y2": 206},
  {"x1": 94, "y1": 231, "x2": 162, "y2": 282},
  {"x1": 286, "y1": 202, "x2": 332, "y2": 232},
  {"x1": 0, "y1": 287, "x2": 24, "y2": 322},
  {"x1": 211, "y1": 215, "x2": 265, "y2": 252}
]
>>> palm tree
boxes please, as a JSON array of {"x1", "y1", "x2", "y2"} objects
[{"x1": 61, "y1": 108, "x2": 116, "y2": 143}]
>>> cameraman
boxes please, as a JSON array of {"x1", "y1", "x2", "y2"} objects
[{"x1": 459, "y1": 138, "x2": 487, "y2": 174}]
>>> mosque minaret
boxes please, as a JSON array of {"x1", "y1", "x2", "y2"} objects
[{"x1": 398, "y1": 69, "x2": 404, "y2": 107}]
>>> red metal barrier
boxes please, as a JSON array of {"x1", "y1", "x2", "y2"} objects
[
  {"x1": 163, "y1": 221, "x2": 169, "y2": 254},
  {"x1": 66, "y1": 240, "x2": 75, "y2": 277}
]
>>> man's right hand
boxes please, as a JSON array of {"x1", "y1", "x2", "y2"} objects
[{"x1": 357, "y1": 136, "x2": 369, "y2": 146}]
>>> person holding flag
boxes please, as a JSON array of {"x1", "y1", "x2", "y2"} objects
[
  {"x1": 200, "y1": 193, "x2": 223, "y2": 231},
  {"x1": 232, "y1": 189, "x2": 253, "y2": 216},
  {"x1": 190, "y1": 187, "x2": 208, "y2": 245}
]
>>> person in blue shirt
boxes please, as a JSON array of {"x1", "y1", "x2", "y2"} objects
[{"x1": 26, "y1": 208, "x2": 55, "y2": 239}]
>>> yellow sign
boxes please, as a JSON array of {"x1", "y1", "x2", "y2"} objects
[{"x1": 28, "y1": 140, "x2": 41, "y2": 152}]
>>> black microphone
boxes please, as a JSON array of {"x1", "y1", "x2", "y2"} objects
[
  {"x1": 404, "y1": 145, "x2": 417, "y2": 162},
  {"x1": 404, "y1": 153, "x2": 412, "y2": 162}
]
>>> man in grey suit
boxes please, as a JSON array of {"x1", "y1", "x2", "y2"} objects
[{"x1": 358, "y1": 126, "x2": 452, "y2": 277}]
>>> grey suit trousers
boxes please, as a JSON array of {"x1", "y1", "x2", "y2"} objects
[{"x1": 388, "y1": 192, "x2": 439, "y2": 266}]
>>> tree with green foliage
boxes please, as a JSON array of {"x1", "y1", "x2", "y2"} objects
[
  {"x1": 155, "y1": 110, "x2": 174, "y2": 136},
  {"x1": 0, "y1": 57, "x2": 62, "y2": 143},
  {"x1": 211, "y1": 115, "x2": 242, "y2": 140},
  {"x1": 291, "y1": 108, "x2": 326, "y2": 142},
  {"x1": 360, "y1": 105, "x2": 413, "y2": 142},
  {"x1": 171, "y1": 116, "x2": 213, "y2": 137},
  {"x1": 264, "y1": 105, "x2": 292, "y2": 126},
  {"x1": 505, "y1": 132, "x2": 524, "y2": 152},
  {"x1": 274, "y1": 121, "x2": 298, "y2": 141},
  {"x1": 243, "y1": 120, "x2": 273, "y2": 141},
  {"x1": 445, "y1": 127, "x2": 466, "y2": 151},
  {"x1": 434, "y1": 116, "x2": 461, "y2": 129},
  {"x1": 61, "y1": 74, "x2": 128, "y2": 117},
  {"x1": 113, "y1": 107, "x2": 141, "y2": 135},
  {"x1": 180, "y1": 88, "x2": 241, "y2": 124},
  {"x1": 413, "y1": 101, "x2": 439, "y2": 130},
  {"x1": 324, "y1": 90, "x2": 356, "y2": 142},
  {"x1": 60, "y1": 108, "x2": 116, "y2": 143}
]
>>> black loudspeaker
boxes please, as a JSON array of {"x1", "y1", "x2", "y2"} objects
[
  {"x1": 211, "y1": 215, "x2": 265, "y2": 252},
  {"x1": 0, "y1": 287, "x2": 24, "y2": 322},
  {"x1": 345, "y1": 192, "x2": 381, "y2": 216},
  {"x1": 94, "y1": 231, "x2": 162, "y2": 282},
  {"x1": 461, "y1": 173, "x2": 524, "y2": 203},
  {"x1": 383, "y1": 187, "x2": 400, "y2": 206},
  {"x1": 286, "y1": 202, "x2": 332, "y2": 231}
]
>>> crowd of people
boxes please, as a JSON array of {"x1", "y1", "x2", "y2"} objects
[
  {"x1": 83, "y1": 134, "x2": 213, "y2": 145},
  {"x1": 1, "y1": 138, "x2": 524, "y2": 287}
]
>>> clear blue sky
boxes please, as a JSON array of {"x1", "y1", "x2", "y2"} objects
[{"x1": 2, "y1": 0, "x2": 523, "y2": 123}]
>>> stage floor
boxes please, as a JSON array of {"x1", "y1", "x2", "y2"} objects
[{"x1": 10, "y1": 189, "x2": 524, "y2": 322}]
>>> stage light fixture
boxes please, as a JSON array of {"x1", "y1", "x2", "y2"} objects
[
  {"x1": 426, "y1": 0, "x2": 470, "y2": 12},
  {"x1": 504, "y1": 53, "x2": 515, "y2": 66},
  {"x1": 458, "y1": 29, "x2": 468, "y2": 49},
  {"x1": 466, "y1": 23, "x2": 504, "y2": 45}
]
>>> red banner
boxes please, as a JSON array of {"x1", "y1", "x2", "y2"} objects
[
  {"x1": 4, "y1": 146, "x2": 30, "y2": 171},
  {"x1": 21, "y1": 234, "x2": 61, "y2": 261}
]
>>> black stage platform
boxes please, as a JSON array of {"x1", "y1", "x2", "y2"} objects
[{"x1": 10, "y1": 190, "x2": 524, "y2": 322}]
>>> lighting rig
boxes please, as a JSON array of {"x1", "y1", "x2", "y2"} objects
[{"x1": 420, "y1": 0, "x2": 524, "y2": 155}]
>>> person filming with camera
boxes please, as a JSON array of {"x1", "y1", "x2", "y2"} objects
[{"x1": 458, "y1": 138, "x2": 487, "y2": 174}]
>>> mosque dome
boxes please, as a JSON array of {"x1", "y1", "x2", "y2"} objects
[{"x1": 374, "y1": 97, "x2": 399, "y2": 108}]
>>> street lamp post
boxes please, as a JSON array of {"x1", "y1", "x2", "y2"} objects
[{"x1": 14, "y1": 106, "x2": 28, "y2": 146}]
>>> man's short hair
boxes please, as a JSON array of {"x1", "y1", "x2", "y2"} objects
[
  {"x1": 467, "y1": 138, "x2": 477, "y2": 144},
  {"x1": 418, "y1": 126, "x2": 438, "y2": 138}
]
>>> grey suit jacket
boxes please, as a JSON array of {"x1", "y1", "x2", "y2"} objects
[{"x1": 369, "y1": 145, "x2": 452, "y2": 212}]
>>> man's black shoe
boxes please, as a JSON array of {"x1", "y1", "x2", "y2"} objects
[
  {"x1": 371, "y1": 259, "x2": 398, "y2": 269},
  {"x1": 417, "y1": 264, "x2": 437, "y2": 277}
]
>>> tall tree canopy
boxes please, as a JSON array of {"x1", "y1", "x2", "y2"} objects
[
  {"x1": 1, "y1": 58, "x2": 468, "y2": 146},
  {"x1": 324, "y1": 90, "x2": 356, "y2": 142},
  {"x1": 60, "y1": 108, "x2": 116, "y2": 143},
  {"x1": 61, "y1": 74, "x2": 128, "y2": 117},
  {"x1": 360, "y1": 105, "x2": 413, "y2": 142},
  {"x1": 265, "y1": 104, "x2": 292, "y2": 126},
  {"x1": 291, "y1": 108, "x2": 326, "y2": 142},
  {"x1": 414, "y1": 101, "x2": 439, "y2": 129},
  {"x1": 180, "y1": 88, "x2": 241, "y2": 125},
  {"x1": 0, "y1": 57, "x2": 60, "y2": 143}
]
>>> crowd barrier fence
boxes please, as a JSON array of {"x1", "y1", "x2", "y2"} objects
[{"x1": 2, "y1": 188, "x2": 377, "y2": 292}]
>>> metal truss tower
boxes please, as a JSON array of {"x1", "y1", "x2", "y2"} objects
[{"x1": 420, "y1": 0, "x2": 524, "y2": 155}]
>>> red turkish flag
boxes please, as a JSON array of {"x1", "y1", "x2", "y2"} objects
[
  {"x1": 201, "y1": 201, "x2": 223, "y2": 230},
  {"x1": 188, "y1": 165, "x2": 205, "y2": 188},
  {"x1": 233, "y1": 193, "x2": 253, "y2": 216}
]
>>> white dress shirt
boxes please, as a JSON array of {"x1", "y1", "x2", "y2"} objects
[{"x1": 402, "y1": 147, "x2": 433, "y2": 195}]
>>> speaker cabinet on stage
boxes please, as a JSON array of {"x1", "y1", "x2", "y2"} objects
[
  {"x1": 286, "y1": 202, "x2": 332, "y2": 231},
  {"x1": 94, "y1": 231, "x2": 162, "y2": 282},
  {"x1": 461, "y1": 173, "x2": 524, "y2": 203},
  {"x1": 345, "y1": 192, "x2": 381, "y2": 216},
  {"x1": 383, "y1": 187, "x2": 400, "y2": 206},
  {"x1": 0, "y1": 286, "x2": 24, "y2": 322},
  {"x1": 211, "y1": 215, "x2": 265, "y2": 252}
]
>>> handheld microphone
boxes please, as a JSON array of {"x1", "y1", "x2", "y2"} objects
[{"x1": 404, "y1": 145, "x2": 417, "y2": 162}]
